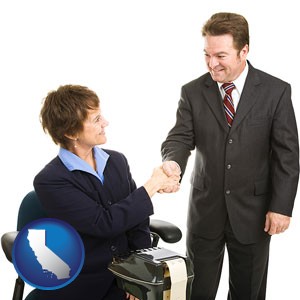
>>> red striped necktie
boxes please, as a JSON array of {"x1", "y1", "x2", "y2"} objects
[{"x1": 222, "y1": 82, "x2": 235, "y2": 127}]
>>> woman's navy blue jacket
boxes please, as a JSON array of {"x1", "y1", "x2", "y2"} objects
[{"x1": 33, "y1": 149, "x2": 153, "y2": 300}]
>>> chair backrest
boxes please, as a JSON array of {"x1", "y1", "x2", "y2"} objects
[{"x1": 17, "y1": 190, "x2": 47, "y2": 231}]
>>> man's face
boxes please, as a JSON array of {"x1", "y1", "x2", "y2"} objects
[{"x1": 203, "y1": 34, "x2": 248, "y2": 83}]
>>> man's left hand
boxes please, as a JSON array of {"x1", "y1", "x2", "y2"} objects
[{"x1": 264, "y1": 211, "x2": 291, "y2": 235}]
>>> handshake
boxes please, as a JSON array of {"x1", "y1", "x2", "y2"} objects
[{"x1": 143, "y1": 161, "x2": 181, "y2": 198}]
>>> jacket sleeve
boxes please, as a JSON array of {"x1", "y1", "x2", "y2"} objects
[
  {"x1": 269, "y1": 83, "x2": 299, "y2": 216},
  {"x1": 161, "y1": 86, "x2": 195, "y2": 176},
  {"x1": 126, "y1": 218, "x2": 152, "y2": 250}
]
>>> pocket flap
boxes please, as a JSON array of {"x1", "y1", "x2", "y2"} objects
[
  {"x1": 190, "y1": 174, "x2": 205, "y2": 190},
  {"x1": 254, "y1": 180, "x2": 269, "y2": 195}
]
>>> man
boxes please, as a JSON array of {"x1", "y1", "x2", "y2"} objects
[{"x1": 161, "y1": 12, "x2": 299, "y2": 300}]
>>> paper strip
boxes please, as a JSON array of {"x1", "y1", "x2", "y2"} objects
[{"x1": 164, "y1": 257, "x2": 187, "y2": 300}]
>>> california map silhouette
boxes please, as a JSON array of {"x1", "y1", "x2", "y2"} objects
[{"x1": 27, "y1": 229, "x2": 71, "y2": 279}]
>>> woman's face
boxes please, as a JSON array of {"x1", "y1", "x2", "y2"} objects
[{"x1": 76, "y1": 107, "x2": 109, "y2": 149}]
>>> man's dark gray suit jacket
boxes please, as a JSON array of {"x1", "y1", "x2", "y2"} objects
[{"x1": 161, "y1": 62, "x2": 299, "y2": 244}]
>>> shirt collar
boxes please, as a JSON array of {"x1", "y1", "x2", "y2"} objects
[
  {"x1": 58, "y1": 147, "x2": 109, "y2": 183},
  {"x1": 217, "y1": 61, "x2": 249, "y2": 95}
]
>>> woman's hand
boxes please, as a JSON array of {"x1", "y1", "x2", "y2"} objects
[
  {"x1": 126, "y1": 292, "x2": 139, "y2": 300},
  {"x1": 143, "y1": 166, "x2": 180, "y2": 197}
]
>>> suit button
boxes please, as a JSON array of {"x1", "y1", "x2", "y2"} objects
[
  {"x1": 228, "y1": 138, "x2": 233, "y2": 144},
  {"x1": 225, "y1": 190, "x2": 231, "y2": 195},
  {"x1": 111, "y1": 245, "x2": 117, "y2": 252},
  {"x1": 226, "y1": 164, "x2": 232, "y2": 170},
  {"x1": 107, "y1": 201, "x2": 112, "y2": 205}
]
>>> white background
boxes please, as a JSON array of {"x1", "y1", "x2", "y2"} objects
[{"x1": 0, "y1": 0, "x2": 299, "y2": 299}]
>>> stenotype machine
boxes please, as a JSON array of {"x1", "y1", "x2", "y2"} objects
[{"x1": 108, "y1": 247, "x2": 194, "y2": 300}]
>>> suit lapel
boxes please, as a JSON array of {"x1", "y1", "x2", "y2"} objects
[
  {"x1": 203, "y1": 76, "x2": 229, "y2": 133},
  {"x1": 231, "y1": 66, "x2": 261, "y2": 132},
  {"x1": 201, "y1": 65, "x2": 261, "y2": 133}
]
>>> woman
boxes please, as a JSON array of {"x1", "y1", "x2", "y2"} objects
[{"x1": 33, "y1": 84, "x2": 179, "y2": 299}]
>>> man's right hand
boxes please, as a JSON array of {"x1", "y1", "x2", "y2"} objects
[{"x1": 160, "y1": 161, "x2": 181, "y2": 193}]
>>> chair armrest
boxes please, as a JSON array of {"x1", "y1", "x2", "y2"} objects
[
  {"x1": 149, "y1": 219, "x2": 182, "y2": 244},
  {"x1": 1, "y1": 231, "x2": 19, "y2": 263}
]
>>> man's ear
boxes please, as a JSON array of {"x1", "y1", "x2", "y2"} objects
[{"x1": 240, "y1": 44, "x2": 249, "y2": 59}]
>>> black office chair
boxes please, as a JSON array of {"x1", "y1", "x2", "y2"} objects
[{"x1": 1, "y1": 190, "x2": 182, "y2": 300}]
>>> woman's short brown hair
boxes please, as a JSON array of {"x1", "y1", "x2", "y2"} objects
[{"x1": 40, "y1": 84, "x2": 100, "y2": 149}]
